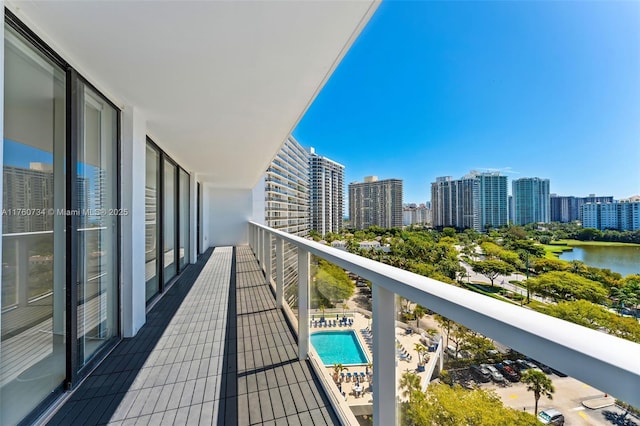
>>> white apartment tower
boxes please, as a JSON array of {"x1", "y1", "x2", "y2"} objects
[
  {"x1": 308, "y1": 147, "x2": 344, "y2": 235},
  {"x1": 264, "y1": 136, "x2": 310, "y2": 236}
]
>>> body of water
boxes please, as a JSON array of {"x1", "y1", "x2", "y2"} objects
[{"x1": 558, "y1": 244, "x2": 640, "y2": 277}]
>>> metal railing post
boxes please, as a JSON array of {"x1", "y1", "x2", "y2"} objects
[
  {"x1": 264, "y1": 230, "x2": 272, "y2": 284},
  {"x1": 276, "y1": 237, "x2": 284, "y2": 308},
  {"x1": 257, "y1": 227, "x2": 263, "y2": 265},
  {"x1": 298, "y1": 248, "x2": 310, "y2": 360},
  {"x1": 373, "y1": 284, "x2": 396, "y2": 426},
  {"x1": 250, "y1": 224, "x2": 255, "y2": 253}
]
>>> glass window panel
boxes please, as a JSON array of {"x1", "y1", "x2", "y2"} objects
[
  {"x1": 1, "y1": 26, "x2": 66, "y2": 425},
  {"x1": 145, "y1": 145, "x2": 160, "y2": 301},
  {"x1": 179, "y1": 169, "x2": 189, "y2": 269},
  {"x1": 76, "y1": 84, "x2": 118, "y2": 366},
  {"x1": 163, "y1": 160, "x2": 176, "y2": 282}
]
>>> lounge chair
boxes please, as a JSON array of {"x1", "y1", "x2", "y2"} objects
[{"x1": 346, "y1": 372, "x2": 352, "y2": 381}]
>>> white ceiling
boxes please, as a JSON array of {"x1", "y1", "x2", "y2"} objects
[{"x1": 7, "y1": 0, "x2": 379, "y2": 188}]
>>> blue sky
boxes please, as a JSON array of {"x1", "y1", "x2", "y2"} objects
[{"x1": 293, "y1": 0, "x2": 640, "y2": 204}]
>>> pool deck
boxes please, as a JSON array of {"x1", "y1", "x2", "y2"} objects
[{"x1": 309, "y1": 311, "x2": 438, "y2": 410}]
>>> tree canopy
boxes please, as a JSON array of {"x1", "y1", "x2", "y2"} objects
[
  {"x1": 470, "y1": 260, "x2": 516, "y2": 286},
  {"x1": 313, "y1": 259, "x2": 354, "y2": 306},
  {"x1": 400, "y1": 382, "x2": 538, "y2": 426},
  {"x1": 526, "y1": 271, "x2": 608, "y2": 303}
]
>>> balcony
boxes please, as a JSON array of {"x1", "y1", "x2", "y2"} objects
[{"x1": 44, "y1": 222, "x2": 639, "y2": 426}]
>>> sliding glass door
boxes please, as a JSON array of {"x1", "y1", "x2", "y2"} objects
[
  {"x1": 1, "y1": 24, "x2": 67, "y2": 426},
  {"x1": 179, "y1": 168, "x2": 190, "y2": 269},
  {"x1": 145, "y1": 144, "x2": 160, "y2": 301},
  {"x1": 2, "y1": 16, "x2": 121, "y2": 423},
  {"x1": 75, "y1": 83, "x2": 119, "y2": 366}
]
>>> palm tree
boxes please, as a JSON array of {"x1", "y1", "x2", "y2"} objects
[
  {"x1": 413, "y1": 343, "x2": 428, "y2": 366},
  {"x1": 332, "y1": 363, "x2": 348, "y2": 383},
  {"x1": 413, "y1": 305, "x2": 427, "y2": 329},
  {"x1": 399, "y1": 371, "x2": 422, "y2": 401},
  {"x1": 521, "y1": 369, "x2": 555, "y2": 414}
]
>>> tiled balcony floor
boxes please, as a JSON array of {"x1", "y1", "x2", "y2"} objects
[{"x1": 46, "y1": 246, "x2": 338, "y2": 425}]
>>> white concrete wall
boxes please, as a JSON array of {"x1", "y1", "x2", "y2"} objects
[
  {"x1": 120, "y1": 106, "x2": 147, "y2": 338},
  {"x1": 208, "y1": 187, "x2": 253, "y2": 246},
  {"x1": 251, "y1": 175, "x2": 266, "y2": 225}
]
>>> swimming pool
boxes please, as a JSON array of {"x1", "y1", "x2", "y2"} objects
[{"x1": 311, "y1": 330, "x2": 369, "y2": 366}]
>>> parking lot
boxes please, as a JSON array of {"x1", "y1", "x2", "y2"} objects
[{"x1": 479, "y1": 376, "x2": 639, "y2": 425}]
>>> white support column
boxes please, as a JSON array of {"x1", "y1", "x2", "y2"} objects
[
  {"x1": 298, "y1": 248, "x2": 310, "y2": 360},
  {"x1": 372, "y1": 284, "x2": 396, "y2": 426},
  {"x1": 120, "y1": 106, "x2": 147, "y2": 337},
  {"x1": 264, "y1": 231, "x2": 272, "y2": 285},
  {"x1": 189, "y1": 173, "x2": 197, "y2": 264},
  {"x1": 275, "y1": 237, "x2": 284, "y2": 309}
]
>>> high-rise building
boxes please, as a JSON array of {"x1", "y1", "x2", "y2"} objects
[
  {"x1": 430, "y1": 176, "x2": 480, "y2": 230},
  {"x1": 512, "y1": 177, "x2": 550, "y2": 225},
  {"x1": 550, "y1": 195, "x2": 579, "y2": 223},
  {"x1": 476, "y1": 171, "x2": 508, "y2": 230},
  {"x1": 3, "y1": 164, "x2": 55, "y2": 233},
  {"x1": 577, "y1": 194, "x2": 614, "y2": 223},
  {"x1": 349, "y1": 176, "x2": 403, "y2": 229},
  {"x1": 308, "y1": 147, "x2": 344, "y2": 235},
  {"x1": 264, "y1": 136, "x2": 310, "y2": 236},
  {"x1": 432, "y1": 171, "x2": 506, "y2": 231},
  {"x1": 581, "y1": 200, "x2": 640, "y2": 231},
  {"x1": 263, "y1": 136, "x2": 310, "y2": 304},
  {"x1": 402, "y1": 203, "x2": 431, "y2": 226}
]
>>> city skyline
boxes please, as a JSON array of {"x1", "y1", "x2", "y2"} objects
[{"x1": 293, "y1": 1, "x2": 640, "y2": 204}]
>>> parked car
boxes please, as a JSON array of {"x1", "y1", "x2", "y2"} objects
[
  {"x1": 516, "y1": 359, "x2": 541, "y2": 373},
  {"x1": 496, "y1": 362, "x2": 519, "y2": 382},
  {"x1": 529, "y1": 358, "x2": 552, "y2": 374},
  {"x1": 470, "y1": 364, "x2": 491, "y2": 383},
  {"x1": 537, "y1": 408, "x2": 565, "y2": 425},
  {"x1": 481, "y1": 364, "x2": 505, "y2": 382}
]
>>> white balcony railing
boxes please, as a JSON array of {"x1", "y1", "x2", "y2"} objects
[{"x1": 248, "y1": 222, "x2": 640, "y2": 426}]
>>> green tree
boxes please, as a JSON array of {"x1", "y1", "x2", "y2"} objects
[
  {"x1": 471, "y1": 260, "x2": 516, "y2": 286},
  {"x1": 544, "y1": 300, "x2": 640, "y2": 343},
  {"x1": 521, "y1": 369, "x2": 555, "y2": 415},
  {"x1": 413, "y1": 304, "x2": 427, "y2": 329},
  {"x1": 314, "y1": 260, "x2": 355, "y2": 305},
  {"x1": 526, "y1": 271, "x2": 608, "y2": 303},
  {"x1": 413, "y1": 343, "x2": 429, "y2": 366},
  {"x1": 400, "y1": 383, "x2": 538, "y2": 426},
  {"x1": 399, "y1": 371, "x2": 422, "y2": 401},
  {"x1": 532, "y1": 258, "x2": 569, "y2": 274}
]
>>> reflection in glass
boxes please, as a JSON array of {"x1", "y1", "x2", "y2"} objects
[
  {"x1": 76, "y1": 84, "x2": 118, "y2": 366},
  {"x1": 145, "y1": 145, "x2": 160, "y2": 301},
  {"x1": 1, "y1": 26, "x2": 66, "y2": 425},
  {"x1": 163, "y1": 160, "x2": 176, "y2": 282},
  {"x1": 179, "y1": 169, "x2": 190, "y2": 269}
]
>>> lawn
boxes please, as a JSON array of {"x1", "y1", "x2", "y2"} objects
[{"x1": 551, "y1": 239, "x2": 640, "y2": 248}]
